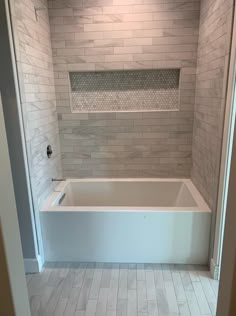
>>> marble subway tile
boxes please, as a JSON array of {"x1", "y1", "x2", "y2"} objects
[
  {"x1": 48, "y1": 0, "x2": 201, "y2": 178},
  {"x1": 192, "y1": 0, "x2": 234, "y2": 211}
]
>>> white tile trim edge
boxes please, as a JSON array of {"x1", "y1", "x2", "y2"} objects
[
  {"x1": 24, "y1": 255, "x2": 43, "y2": 273},
  {"x1": 211, "y1": 258, "x2": 220, "y2": 280}
]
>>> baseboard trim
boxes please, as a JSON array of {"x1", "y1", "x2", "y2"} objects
[
  {"x1": 210, "y1": 258, "x2": 220, "y2": 280},
  {"x1": 24, "y1": 255, "x2": 43, "y2": 273}
]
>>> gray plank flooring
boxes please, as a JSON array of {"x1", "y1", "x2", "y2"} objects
[{"x1": 26, "y1": 263, "x2": 219, "y2": 316}]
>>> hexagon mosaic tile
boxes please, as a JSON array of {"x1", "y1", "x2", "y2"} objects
[{"x1": 69, "y1": 69, "x2": 180, "y2": 112}]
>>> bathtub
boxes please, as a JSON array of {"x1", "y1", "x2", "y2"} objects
[{"x1": 40, "y1": 178, "x2": 211, "y2": 264}]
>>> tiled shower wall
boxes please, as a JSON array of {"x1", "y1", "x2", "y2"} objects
[
  {"x1": 49, "y1": 0, "x2": 200, "y2": 178},
  {"x1": 10, "y1": 0, "x2": 62, "y2": 210},
  {"x1": 10, "y1": 0, "x2": 234, "y2": 207},
  {"x1": 191, "y1": 0, "x2": 234, "y2": 210}
]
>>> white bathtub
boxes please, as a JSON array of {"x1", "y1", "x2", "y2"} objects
[{"x1": 41, "y1": 179, "x2": 211, "y2": 264}]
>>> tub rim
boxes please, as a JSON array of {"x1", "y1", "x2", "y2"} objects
[{"x1": 41, "y1": 178, "x2": 211, "y2": 213}]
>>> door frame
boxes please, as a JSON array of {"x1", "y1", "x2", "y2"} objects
[
  {"x1": 1, "y1": 0, "x2": 42, "y2": 272},
  {"x1": 211, "y1": 2, "x2": 236, "y2": 280},
  {"x1": 0, "y1": 94, "x2": 31, "y2": 316},
  {"x1": 0, "y1": 222, "x2": 15, "y2": 316},
  {"x1": 216, "y1": 79, "x2": 236, "y2": 316}
]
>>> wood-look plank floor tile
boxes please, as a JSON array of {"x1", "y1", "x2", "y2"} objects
[{"x1": 27, "y1": 264, "x2": 218, "y2": 316}]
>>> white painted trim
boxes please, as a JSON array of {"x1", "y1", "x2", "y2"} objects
[
  {"x1": 212, "y1": 5, "x2": 236, "y2": 281},
  {"x1": 0, "y1": 96, "x2": 31, "y2": 315},
  {"x1": 25, "y1": 255, "x2": 43, "y2": 273},
  {"x1": 210, "y1": 258, "x2": 220, "y2": 280},
  {"x1": 24, "y1": 255, "x2": 43, "y2": 273}
]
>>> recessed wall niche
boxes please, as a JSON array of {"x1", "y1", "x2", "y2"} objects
[{"x1": 69, "y1": 69, "x2": 180, "y2": 113}]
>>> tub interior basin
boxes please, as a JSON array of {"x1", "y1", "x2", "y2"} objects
[{"x1": 55, "y1": 180, "x2": 198, "y2": 208}]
